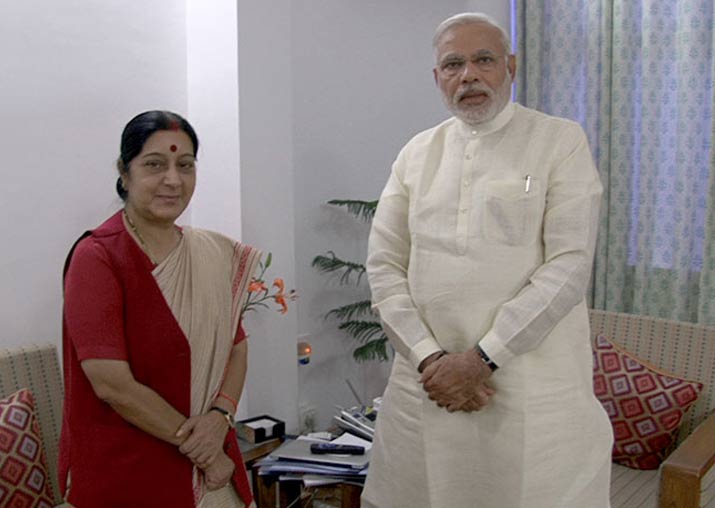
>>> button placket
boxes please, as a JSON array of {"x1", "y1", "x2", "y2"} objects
[{"x1": 457, "y1": 140, "x2": 479, "y2": 255}]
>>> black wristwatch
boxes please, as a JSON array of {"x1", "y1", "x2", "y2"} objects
[
  {"x1": 475, "y1": 345, "x2": 498, "y2": 372},
  {"x1": 209, "y1": 406, "x2": 234, "y2": 429}
]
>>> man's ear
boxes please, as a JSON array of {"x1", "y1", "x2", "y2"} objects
[{"x1": 507, "y1": 55, "x2": 517, "y2": 82}]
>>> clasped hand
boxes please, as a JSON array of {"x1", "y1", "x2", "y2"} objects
[
  {"x1": 177, "y1": 412, "x2": 234, "y2": 490},
  {"x1": 420, "y1": 350, "x2": 495, "y2": 412}
]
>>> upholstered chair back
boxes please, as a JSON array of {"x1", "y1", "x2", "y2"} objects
[
  {"x1": 0, "y1": 344, "x2": 63, "y2": 504},
  {"x1": 589, "y1": 309, "x2": 715, "y2": 445}
]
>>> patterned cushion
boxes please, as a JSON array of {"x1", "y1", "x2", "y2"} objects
[
  {"x1": 0, "y1": 389, "x2": 55, "y2": 508},
  {"x1": 593, "y1": 334, "x2": 704, "y2": 470}
]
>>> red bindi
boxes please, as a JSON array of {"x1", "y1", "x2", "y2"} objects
[{"x1": 170, "y1": 144, "x2": 177, "y2": 152}]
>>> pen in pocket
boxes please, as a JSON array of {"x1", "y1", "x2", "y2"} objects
[{"x1": 524, "y1": 175, "x2": 532, "y2": 193}]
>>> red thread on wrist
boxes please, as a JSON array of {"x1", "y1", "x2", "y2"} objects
[{"x1": 216, "y1": 391, "x2": 238, "y2": 412}]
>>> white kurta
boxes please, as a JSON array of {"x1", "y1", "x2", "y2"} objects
[{"x1": 362, "y1": 103, "x2": 613, "y2": 508}]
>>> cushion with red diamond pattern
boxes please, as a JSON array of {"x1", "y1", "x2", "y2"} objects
[
  {"x1": 593, "y1": 334, "x2": 704, "y2": 470},
  {"x1": 0, "y1": 389, "x2": 55, "y2": 508}
]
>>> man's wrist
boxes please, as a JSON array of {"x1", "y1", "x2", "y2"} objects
[
  {"x1": 418, "y1": 350, "x2": 445, "y2": 373},
  {"x1": 475, "y1": 345, "x2": 498, "y2": 372}
]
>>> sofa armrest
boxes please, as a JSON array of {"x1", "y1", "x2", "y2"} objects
[{"x1": 659, "y1": 410, "x2": 715, "y2": 508}]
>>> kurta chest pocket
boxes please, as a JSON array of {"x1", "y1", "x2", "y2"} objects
[{"x1": 482, "y1": 179, "x2": 542, "y2": 246}]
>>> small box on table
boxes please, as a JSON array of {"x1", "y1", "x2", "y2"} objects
[{"x1": 236, "y1": 414, "x2": 285, "y2": 444}]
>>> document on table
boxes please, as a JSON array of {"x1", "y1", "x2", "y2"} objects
[
  {"x1": 301, "y1": 473, "x2": 367, "y2": 487},
  {"x1": 330, "y1": 432, "x2": 372, "y2": 451},
  {"x1": 270, "y1": 439, "x2": 369, "y2": 469},
  {"x1": 256, "y1": 457, "x2": 366, "y2": 475}
]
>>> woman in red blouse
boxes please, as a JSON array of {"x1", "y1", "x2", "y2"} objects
[{"x1": 60, "y1": 111, "x2": 260, "y2": 508}]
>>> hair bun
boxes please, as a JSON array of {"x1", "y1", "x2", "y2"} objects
[{"x1": 116, "y1": 176, "x2": 128, "y2": 200}]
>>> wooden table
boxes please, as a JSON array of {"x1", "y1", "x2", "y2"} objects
[
  {"x1": 239, "y1": 437, "x2": 283, "y2": 464},
  {"x1": 238, "y1": 437, "x2": 283, "y2": 505},
  {"x1": 240, "y1": 437, "x2": 364, "y2": 507},
  {"x1": 254, "y1": 474, "x2": 363, "y2": 508}
]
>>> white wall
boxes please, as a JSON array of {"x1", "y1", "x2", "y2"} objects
[
  {"x1": 237, "y1": 0, "x2": 300, "y2": 431},
  {"x1": 186, "y1": 0, "x2": 243, "y2": 241},
  {"x1": 0, "y1": 1, "x2": 188, "y2": 349}
]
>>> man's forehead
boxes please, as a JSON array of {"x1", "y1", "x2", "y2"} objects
[{"x1": 436, "y1": 22, "x2": 504, "y2": 54}]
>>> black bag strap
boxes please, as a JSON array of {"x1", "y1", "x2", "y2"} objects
[{"x1": 62, "y1": 231, "x2": 92, "y2": 282}]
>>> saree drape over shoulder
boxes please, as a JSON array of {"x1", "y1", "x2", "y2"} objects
[
  {"x1": 156, "y1": 227, "x2": 260, "y2": 508},
  {"x1": 60, "y1": 211, "x2": 261, "y2": 508}
]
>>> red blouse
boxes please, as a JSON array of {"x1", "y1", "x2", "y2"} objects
[{"x1": 59, "y1": 212, "x2": 251, "y2": 507}]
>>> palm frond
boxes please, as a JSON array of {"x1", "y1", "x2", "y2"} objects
[
  {"x1": 327, "y1": 199, "x2": 378, "y2": 221},
  {"x1": 311, "y1": 251, "x2": 366, "y2": 284},
  {"x1": 326, "y1": 300, "x2": 375, "y2": 321},
  {"x1": 338, "y1": 320, "x2": 383, "y2": 343},
  {"x1": 352, "y1": 337, "x2": 390, "y2": 363}
]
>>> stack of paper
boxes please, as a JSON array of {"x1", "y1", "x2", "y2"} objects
[{"x1": 256, "y1": 434, "x2": 372, "y2": 487}]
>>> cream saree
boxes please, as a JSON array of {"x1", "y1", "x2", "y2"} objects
[{"x1": 154, "y1": 227, "x2": 261, "y2": 508}]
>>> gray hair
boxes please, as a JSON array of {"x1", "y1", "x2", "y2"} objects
[{"x1": 433, "y1": 13, "x2": 511, "y2": 57}]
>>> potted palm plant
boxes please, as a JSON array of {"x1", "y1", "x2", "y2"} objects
[{"x1": 312, "y1": 199, "x2": 390, "y2": 362}]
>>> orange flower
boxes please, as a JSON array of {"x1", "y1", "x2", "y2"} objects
[
  {"x1": 241, "y1": 253, "x2": 296, "y2": 315},
  {"x1": 272, "y1": 278, "x2": 288, "y2": 313},
  {"x1": 274, "y1": 294, "x2": 288, "y2": 314},
  {"x1": 248, "y1": 280, "x2": 268, "y2": 293}
]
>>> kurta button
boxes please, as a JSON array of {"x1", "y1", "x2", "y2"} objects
[
  {"x1": 465, "y1": 154, "x2": 472, "y2": 160},
  {"x1": 460, "y1": 208, "x2": 467, "y2": 213},
  {"x1": 463, "y1": 180, "x2": 470, "y2": 187}
]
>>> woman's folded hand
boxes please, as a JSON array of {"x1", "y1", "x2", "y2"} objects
[
  {"x1": 204, "y1": 451, "x2": 235, "y2": 491},
  {"x1": 176, "y1": 411, "x2": 229, "y2": 467}
]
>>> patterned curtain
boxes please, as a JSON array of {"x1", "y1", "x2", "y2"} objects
[{"x1": 515, "y1": 1, "x2": 715, "y2": 324}]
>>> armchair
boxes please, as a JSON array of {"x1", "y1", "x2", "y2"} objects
[{"x1": 589, "y1": 309, "x2": 715, "y2": 508}]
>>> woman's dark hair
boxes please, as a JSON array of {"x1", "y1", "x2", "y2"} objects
[{"x1": 116, "y1": 110, "x2": 199, "y2": 200}]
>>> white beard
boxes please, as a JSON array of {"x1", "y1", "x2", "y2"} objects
[{"x1": 442, "y1": 72, "x2": 513, "y2": 126}]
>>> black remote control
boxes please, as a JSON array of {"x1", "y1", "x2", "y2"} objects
[{"x1": 310, "y1": 442, "x2": 365, "y2": 455}]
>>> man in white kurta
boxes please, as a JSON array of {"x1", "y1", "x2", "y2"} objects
[{"x1": 362, "y1": 13, "x2": 613, "y2": 508}]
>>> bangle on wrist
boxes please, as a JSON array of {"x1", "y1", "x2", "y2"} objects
[
  {"x1": 209, "y1": 406, "x2": 234, "y2": 429},
  {"x1": 475, "y1": 346, "x2": 498, "y2": 372}
]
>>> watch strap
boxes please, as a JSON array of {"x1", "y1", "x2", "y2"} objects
[
  {"x1": 209, "y1": 406, "x2": 234, "y2": 428},
  {"x1": 476, "y1": 345, "x2": 498, "y2": 372}
]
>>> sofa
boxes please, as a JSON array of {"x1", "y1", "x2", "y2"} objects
[
  {"x1": 0, "y1": 343, "x2": 64, "y2": 506},
  {"x1": 590, "y1": 309, "x2": 715, "y2": 508}
]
